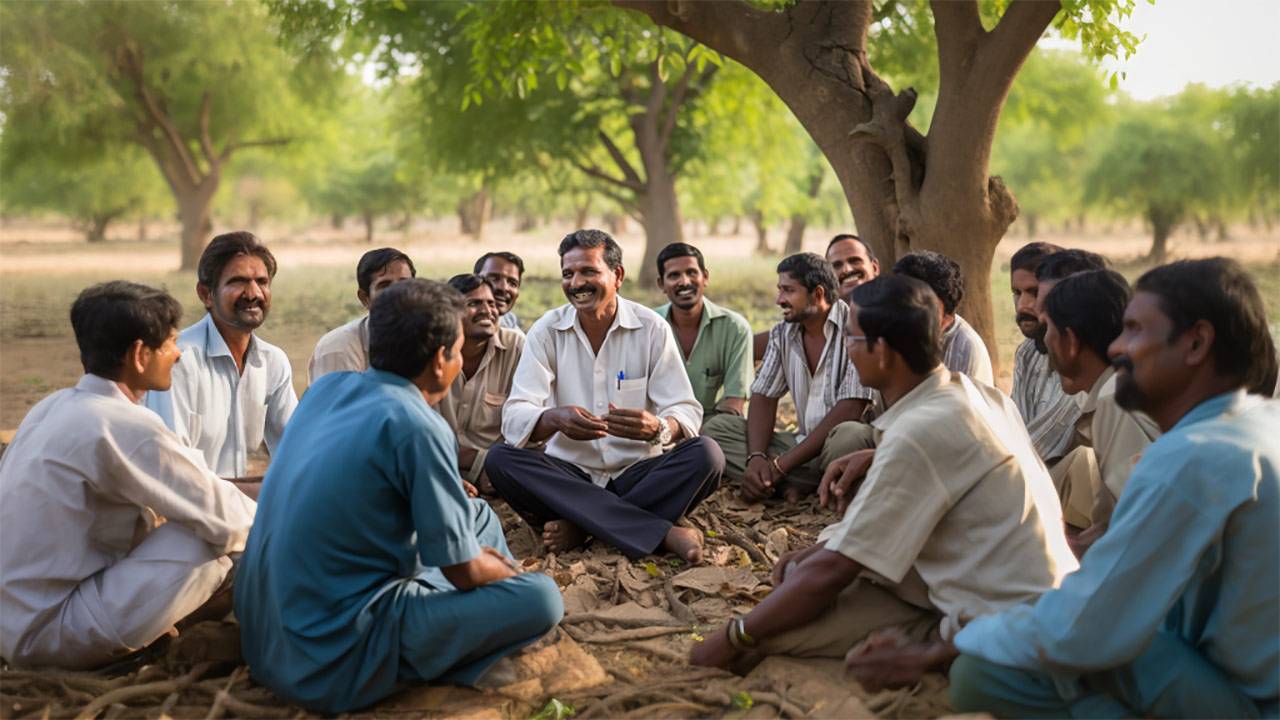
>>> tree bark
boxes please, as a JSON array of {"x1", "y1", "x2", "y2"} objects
[
  {"x1": 614, "y1": 0, "x2": 1062, "y2": 372},
  {"x1": 457, "y1": 188, "x2": 492, "y2": 240},
  {"x1": 784, "y1": 166, "x2": 824, "y2": 254},
  {"x1": 1147, "y1": 207, "x2": 1176, "y2": 262},
  {"x1": 177, "y1": 184, "x2": 217, "y2": 270},
  {"x1": 751, "y1": 209, "x2": 770, "y2": 254},
  {"x1": 137, "y1": 216, "x2": 148, "y2": 242},
  {"x1": 574, "y1": 197, "x2": 592, "y2": 229},
  {"x1": 362, "y1": 210, "x2": 376, "y2": 244}
]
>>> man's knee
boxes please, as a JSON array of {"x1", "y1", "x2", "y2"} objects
[
  {"x1": 948, "y1": 654, "x2": 1001, "y2": 714},
  {"x1": 483, "y1": 444, "x2": 520, "y2": 484},
  {"x1": 700, "y1": 413, "x2": 744, "y2": 441},
  {"x1": 823, "y1": 421, "x2": 875, "y2": 458},
  {"x1": 686, "y1": 436, "x2": 726, "y2": 476},
  {"x1": 516, "y1": 573, "x2": 564, "y2": 633}
]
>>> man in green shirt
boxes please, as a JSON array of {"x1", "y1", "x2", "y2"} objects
[{"x1": 653, "y1": 243, "x2": 753, "y2": 421}]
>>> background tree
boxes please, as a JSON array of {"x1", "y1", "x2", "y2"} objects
[{"x1": 1, "y1": 0, "x2": 324, "y2": 268}]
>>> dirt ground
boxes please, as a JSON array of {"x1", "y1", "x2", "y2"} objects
[{"x1": 0, "y1": 218, "x2": 1276, "y2": 718}]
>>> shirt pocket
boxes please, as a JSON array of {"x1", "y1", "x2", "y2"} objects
[
  {"x1": 613, "y1": 376, "x2": 648, "y2": 410},
  {"x1": 183, "y1": 412, "x2": 203, "y2": 448},
  {"x1": 475, "y1": 391, "x2": 507, "y2": 435}
]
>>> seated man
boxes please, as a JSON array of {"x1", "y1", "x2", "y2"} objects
[
  {"x1": 235, "y1": 279, "x2": 562, "y2": 714},
  {"x1": 475, "y1": 251, "x2": 526, "y2": 332},
  {"x1": 307, "y1": 247, "x2": 415, "y2": 383},
  {"x1": 652, "y1": 242, "x2": 753, "y2": 419},
  {"x1": 892, "y1": 250, "x2": 994, "y2": 385},
  {"x1": 0, "y1": 281, "x2": 256, "y2": 669},
  {"x1": 485, "y1": 229, "x2": 723, "y2": 561},
  {"x1": 1008, "y1": 242, "x2": 1080, "y2": 465},
  {"x1": 1040, "y1": 270, "x2": 1159, "y2": 540},
  {"x1": 145, "y1": 231, "x2": 297, "y2": 478},
  {"x1": 436, "y1": 274, "x2": 525, "y2": 495},
  {"x1": 690, "y1": 276, "x2": 1076, "y2": 671},
  {"x1": 936, "y1": 258, "x2": 1279, "y2": 719},
  {"x1": 703, "y1": 253, "x2": 874, "y2": 502}
]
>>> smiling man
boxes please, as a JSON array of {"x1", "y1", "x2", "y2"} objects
[
  {"x1": 827, "y1": 233, "x2": 880, "y2": 300},
  {"x1": 485, "y1": 229, "x2": 722, "y2": 562},
  {"x1": 652, "y1": 242, "x2": 753, "y2": 420},
  {"x1": 475, "y1": 251, "x2": 525, "y2": 333},
  {"x1": 308, "y1": 247, "x2": 415, "y2": 384},
  {"x1": 436, "y1": 274, "x2": 525, "y2": 495},
  {"x1": 145, "y1": 232, "x2": 297, "y2": 478}
]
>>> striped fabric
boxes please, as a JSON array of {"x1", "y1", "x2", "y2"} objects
[
  {"x1": 942, "y1": 314, "x2": 994, "y2": 385},
  {"x1": 1011, "y1": 338, "x2": 1082, "y2": 463}
]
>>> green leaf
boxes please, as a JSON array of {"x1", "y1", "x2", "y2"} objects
[
  {"x1": 642, "y1": 561, "x2": 661, "y2": 578},
  {"x1": 732, "y1": 691, "x2": 754, "y2": 709},
  {"x1": 531, "y1": 698, "x2": 576, "y2": 720},
  {"x1": 555, "y1": 68, "x2": 568, "y2": 91}
]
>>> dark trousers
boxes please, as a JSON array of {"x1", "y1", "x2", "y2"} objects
[{"x1": 485, "y1": 437, "x2": 724, "y2": 559}]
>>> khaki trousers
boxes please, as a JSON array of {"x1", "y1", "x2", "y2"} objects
[
  {"x1": 702, "y1": 416, "x2": 875, "y2": 495},
  {"x1": 1048, "y1": 446, "x2": 1101, "y2": 528}
]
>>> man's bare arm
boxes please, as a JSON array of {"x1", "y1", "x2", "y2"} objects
[{"x1": 777, "y1": 398, "x2": 867, "y2": 473}]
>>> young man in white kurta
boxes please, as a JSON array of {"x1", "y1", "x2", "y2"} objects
[{"x1": 307, "y1": 247, "x2": 416, "y2": 384}]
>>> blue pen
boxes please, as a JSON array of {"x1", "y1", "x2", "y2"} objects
[{"x1": 617, "y1": 370, "x2": 624, "y2": 389}]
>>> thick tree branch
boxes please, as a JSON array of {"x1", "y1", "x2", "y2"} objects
[
  {"x1": 657, "y1": 67, "x2": 691, "y2": 153},
  {"x1": 115, "y1": 45, "x2": 202, "y2": 188},
  {"x1": 217, "y1": 137, "x2": 291, "y2": 162},
  {"x1": 597, "y1": 130, "x2": 644, "y2": 186},
  {"x1": 931, "y1": 0, "x2": 983, "y2": 84},
  {"x1": 572, "y1": 159, "x2": 645, "y2": 192},
  {"x1": 849, "y1": 78, "x2": 921, "y2": 233},
  {"x1": 984, "y1": 0, "x2": 1062, "y2": 73},
  {"x1": 197, "y1": 90, "x2": 218, "y2": 173}
]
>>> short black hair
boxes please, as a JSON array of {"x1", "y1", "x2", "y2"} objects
[
  {"x1": 1135, "y1": 258, "x2": 1276, "y2": 393},
  {"x1": 474, "y1": 251, "x2": 525, "y2": 277},
  {"x1": 558, "y1": 229, "x2": 622, "y2": 270},
  {"x1": 656, "y1": 242, "x2": 707, "y2": 278},
  {"x1": 826, "y1": 233, "x2": 878, "y2": 263},
  {"x1": 850, "y1": 275, "x2": 941, "y2": 375},
  {"x1": 1043, "y1": 269, "x2": 1132, "y2": 360},
  {"x1": 446, "y1": 273, "x2": 489, "y2": 295},
  {"x1": 1010, "y1": 241, "x2": 1064, "y2": 274},
  {"x1": 892, "y1": 250, "x2": 965, "y2": 316},
  {"x1": 1035, "y1": 249, "x2": 1108, "y2": 282},
  {"x1": 777, "y1": 252, "x2": 838, "y2": 303},
  {"x1": 70, "y1": 281, "x2": 183, "y2": 380},
  {"x1": 357, "y1": 248, "x2": 416, "y2": 293},
  {"x1": 197, "y1": 231, "x2": 277, "y2": 288},
  {"x1": 368, "y1": 278, "x2": 465, "y2": 380}
]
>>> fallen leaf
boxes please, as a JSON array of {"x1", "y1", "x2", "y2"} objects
[{"x1": 671, "y1": 566, "x2": 760, "y2": 595}]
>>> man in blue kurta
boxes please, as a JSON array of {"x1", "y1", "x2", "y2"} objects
[
  {"x1": 847, "y1": 258, "x2": 1279, "y2": 717},
  {"x1": 235, "y1": 279, "x2": 563, "y2": 714}
]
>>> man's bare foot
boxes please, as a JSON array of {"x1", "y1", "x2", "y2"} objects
[
  {"x1": 662, "y1": 525, "x2": 704, "y2": 564},
  {"x1": 542, "y1": 520, "x2": 588, "y2": 552}
]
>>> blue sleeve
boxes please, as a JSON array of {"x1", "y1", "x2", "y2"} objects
[{"x1": 399, "y1": 413, "x2": 482, "y2": 569}]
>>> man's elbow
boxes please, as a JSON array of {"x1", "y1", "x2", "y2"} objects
[{"x1": 441, "y1": 563, "x2": 482, "y2": 591}]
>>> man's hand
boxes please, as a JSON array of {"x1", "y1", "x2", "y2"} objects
[
  {"x1": 463, "y1": 480, "x2": 479, "y2": 498},
  {"x1": 770, "y1": 543, "x2": 823, "y2": 586},
  {"x1": 1067, "y1": 521, "x2": 1107, "y2": 559},
  {"x1": 603, "y1": 405, "x2": 662, "y2": 441},
  {"x1": 845, "y1": 629, "x2": 956, "y2": 693},
  {"x1": 689, "y1": 624, "x2": 742, "y2": 669},
  {"x1": 818, "y1": 449, "x2": 876, "y2": 513},
  {"x1": 482, "y1": 546, "x2": 521, "y2": 573},
  {"x1": 741, "y1": 455, "x2": 781, "y2": 502},
  {"x1": 546, "y1": 406, "x2": 609, "y2": 441}
]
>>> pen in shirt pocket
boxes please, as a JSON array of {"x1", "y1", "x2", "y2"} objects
[{"x1": 617, "y1": 371, "x2": 624, "y2": 389}]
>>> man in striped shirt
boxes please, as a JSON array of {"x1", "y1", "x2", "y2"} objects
[
  {"x1": 704, "y1": 253, "x2": 875, "y2": 502},
  {"x1": 892, "y1": 251, "x2": 994, "y2": 385}
]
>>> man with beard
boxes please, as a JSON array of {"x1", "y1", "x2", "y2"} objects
[
  {"x1": 892, "y1": 251, "x2": 993, "y2": 385},
  {"x1": 938, "y1": 258, "x2": 1279, "y2": 718},
  {"x1": 1008, "y1": 242, "x2": 1081, "y2": 466},
  {"x1": 691, "y1": 276, "x2": 1075, "y2": 674},
  {"x1": 145, "y1": 232, "x2": 297, "y2": 478},
  {"x1": 704, "y1": 253, "x2": 875, "y2": 503},
  {"x1": 485, "y1": 230, "x2": 722, "y2": 562},
  {"x1": 307, "y1": 247, "x2": 415, "y2": 383},
  {"x1": 1039, "y1": 270, "x2": 1160, "y2": 546},
  {"x1": 475, "y1": 251, "x2": 525, "y2": 333},
  {"x1": 652, "y1": 243, "x2": 753, "y2": 419},
  {"x1": 437, "y1": 274, "x2": 525, "y2": 496}
]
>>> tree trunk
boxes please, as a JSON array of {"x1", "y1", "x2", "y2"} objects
[
  {"x1": 1193, "y1": 215, "x2": 1209, "y2": 242},
  {"x1": 177, "y1": 185, "x2": 217, "y2": 271},
  {"x1": 751, "y1": 209, "x2": 770, "y2": 254},
  {"x1": 634, "y1": 144, "x2": 685, "y2": 284},
  {"x1": 85, "y1": 214, "x2": 113, "y2": 243},
  {"x1": 731, "y1": 216, "x2": 741, "y2": 236},
  {"x1": 516, "y1": 210, "x2": 538, "y2": 233},
  {"x1": 1215, "y1": 217, "x2": 1230, "y2": 242},
  {"x1": 707, "y1": 216, "x2": 721, "y2": 236},
  {"x1": 784, "y1": 166, "x2": 824, "y2": 254},
  {"x1": 575, "y1": 197, "x2": 591, "y2": 229},
  {"x1": 248, "y1": 199, "x2": 262, "y2": 230},
  {"x1": 1147, "y1": 207, "x2": 1176, "y2": 263},
  {"x1": 137, "y1": 216, "x2": 148, "y2": 242},
  {"x1": 1024, "y1": 213, "x2": 1038, "y2": 238},
  {"x1": 362, "y1": 211, "x2": 375, "y2": 244},
  {"x1": 457, "y1": 189, "x2": 492, "y2": 241},
  {"x1": 331, "y1": 213, "x2": 345, "y2": 229}
]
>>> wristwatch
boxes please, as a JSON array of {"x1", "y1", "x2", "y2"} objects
[{"x1": 649, "y1": 417, "x2": 674, "y2": 446}]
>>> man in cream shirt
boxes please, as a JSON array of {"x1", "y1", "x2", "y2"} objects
[
  {"x1": 308, "y1": 247, "x2": 416, "y2": 383},
  {"x1": 690, "y1": 275, "x2": 1075, "y2": 671},
  {"x1": 0, "y1": 282, "x2": 256, "y2": 669},
  {"x1": 485, "y1": 229, "x2": 723, "y2": 562}
]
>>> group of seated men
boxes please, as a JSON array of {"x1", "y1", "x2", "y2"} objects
[{"x1": 0, "y1": 226, "x2": 1276, "y2": 717}]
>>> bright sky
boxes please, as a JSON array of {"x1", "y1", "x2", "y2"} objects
[{"x1": 1100, "y1": 0, "x2": 1280, "y2": 100}]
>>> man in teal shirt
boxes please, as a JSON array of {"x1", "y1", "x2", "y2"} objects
[
  {"x1": 652, "y1": 242, "x2": 753, "y2": 419},
  {"x1": 235, "y1": 279, "x2": 562, "y2": 714},
  {"x1": 845, "y1": 258, "x2": 1279, "y2": 718}
]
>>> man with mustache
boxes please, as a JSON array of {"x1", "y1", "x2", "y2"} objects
[
  {"x1": 1008, "y1": 242, "x2": 1081, "y2": 466},
  {"x1": 486, "y1": 229, "x2": 722, "y2": 562},
  {"x1": 939, "y1": 258, "x2": 1279, "y2": 718},
  {"x1": 892, "y1": 251, "x2": 993, "y2": 385},
  {"x1": 307, "y1": 247, "x2": 415, "y2": 383},
  {"x1": 705, "y1": 252, "x2": 875, "y2": 503},
  {"x1": 653, "y1": 242, "x2": 753, "y2": 419},
  {"x1": 1038, "y1": 269, "x2": 1159, "y2": 548},
  {"x1": 436, "y1": 274, "x2": 525, "y2": 496},
  {"x1": 475, "y1": 251, "x2": 525, "y2": 333},
  {"x1": 145, "y1": 231, "x2": 297, "y2": 478}
]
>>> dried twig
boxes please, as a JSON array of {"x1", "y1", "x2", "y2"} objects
[
  {"x1": 718, "y1": 527, "x2": 767, "y2": 564},
  {"x1": 74, "y1": 662, "x2": 211, "y2": 720},
  {"x1": 563, "y1": 626, "x2": 690, "y2": 644},
  {"x1": 562, "y1": 612, "x2": 687, "y2": 628},
  {"x1": 662, "y1": 580, "x2": 699, "y2": 625}
]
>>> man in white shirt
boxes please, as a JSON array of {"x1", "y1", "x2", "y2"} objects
[
  {"x1": 892, "y1": 250, "x2": 994, "y2": 385},
  {"x1": 0, "y1": 281, "x2": 256, "y2": 669},
  {"x1": 690, "y1": 275, "x2": 1075, "y2": 672},
  {"x1": 485, "y1": 230, "x2": 722, "y2": 562},
  {"x1": 475, "y1": 251, "x2": 526, "y2": 333},
  {"x1": 307, "y1": 247, "x2": 415, "y2": 384},
  {"x1": 145, "y1": 232, "x2": 297, "y2": 478}
]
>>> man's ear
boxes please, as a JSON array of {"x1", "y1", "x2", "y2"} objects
[
  {"x1": 124, "y1": 339, "x2": 149, "y2": 376},
  {"x1": 196, "y1": 283, "x2": 213, "y2": 309},
  {"x1": 431, "y1": 344, "x2": 450, "y2": 380},
  {"x1": 614, "y1": 265, "x2": 626, "y2": 287},
  {"x1": 1063, "y1": 327, "x2": 1083, "y2": 364},
  {"x1": 1185, "y1": 320, "x2": 1215, "y2": 367},
  {"x1": 654, "y1": 273, "x2": 664, "y2": 291},
  {"x1": 357, "y1": 288, "x2": 371, "y2": 310}
]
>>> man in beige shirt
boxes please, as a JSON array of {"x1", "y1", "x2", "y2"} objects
[
  {"x1": 308, "y1": 248, "x2": 415, "y2": 384},
  {"x1": 1041, "y1": 269, "x2": 1160, "y2": 548},
  {"x1": 691, "y1": 275, "x2": 1076, "y2": 671},
  {"x1": 436, "y1": 274, "x2": 524, "y2": 495}
]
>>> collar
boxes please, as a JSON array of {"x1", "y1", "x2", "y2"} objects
[
  {"x1": 77, "y1": 374, "x2": 136, "y2": 404},
  {"x1": 783, "y1": 299, "x2": 845, "y2": 341},
  {"x1": 1170, "y1": 389, "x2": 1250, "y2": 433},
  {"x1": 1078, "y1": 365, "x2": 1116, "y2": 414},
  {"x1": 942, "y1": 314, "x2": 964, "y2": 339},
  {"x1": 871, "y1": 366, "x2": 950, "y2": 432},
  {"x1": 196, "y1": 312, "x2": 258, "y2": 362},
  {"x1": 657, "y1": 297, "x2": 728, "y2": 327},
  {"x1": 552, "y1": 296, "x2": 643, "y2": 332}
]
